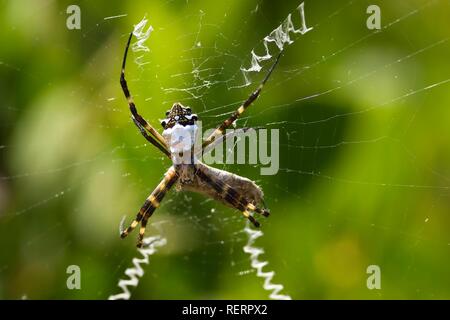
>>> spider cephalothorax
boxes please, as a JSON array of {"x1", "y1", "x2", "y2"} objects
[
  {"x1": 161, "y1": 103, "x2": 199, "y2": 156},
  {"x1": 119, "y1": 32, "x2": 280, "y2": 247},
  {"x1": 161, "y1": 103, "x2": 198, "y2": 129}
]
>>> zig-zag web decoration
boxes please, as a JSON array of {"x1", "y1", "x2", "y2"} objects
[
  {"x1": 109, "y1": 235, "x2": 167, "y2": 300},
  {"x1": 239, "y1": 2, "x2": 313, "y2": 87},
  {"x1": 242, "y1": 224, "x2": 292, "y2": 300}
]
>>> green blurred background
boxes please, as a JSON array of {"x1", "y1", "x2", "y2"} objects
[{"x1": 0, "y1": 0, "x2": 449, "y2": 299}]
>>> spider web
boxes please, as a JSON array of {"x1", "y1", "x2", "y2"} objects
[{"x1": 0, "y1": 0, "x2": 449, "y2": 299}]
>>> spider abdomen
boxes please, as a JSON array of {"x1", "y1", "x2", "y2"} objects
[{"x1": 176, "y1": 162, "x2": 265, "y2": 209}]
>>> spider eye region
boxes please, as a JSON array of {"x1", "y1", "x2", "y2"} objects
[{"x1": 163, "y1": 102, "x2": 198, "y2": 128}]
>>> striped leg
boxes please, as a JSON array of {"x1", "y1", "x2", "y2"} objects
[
  {"x1": 201, "y1": 127, "x2": 262, "y2": 156},
  {"x1": 131, "y1": 117, "x2": 171, "y2": 159},
  {"x1": 195, "y1": 168, "x2": 269, "y2": 227},
  {"x1": 202, "y1": 52, "x2": 282, "y2": 151},
  {"x1": 121, "y1": 166, "x2": 178, "y2": 247},
  {"x1": 120, "y1": 32, "x2": 170, "y2": 158}
]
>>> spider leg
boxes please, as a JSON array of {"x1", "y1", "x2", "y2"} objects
[
  {"x1": 195, "y1": 167, "x2": 269, "y2": 227},
  {"x1": 202, "y1": 52, "x2": 282, "y2": 151},
  {"x1": 131, "y1": 117, "x2": 169, "y2": 153},
  {"x1": 121, "y1": 167, "x2": 178, "y2": 247},
  {"x1": 201, "y1": 127, "x2": 263, "y2": 156},
  {"x1": 120, "y1": 32, "x2": 170, "y2": 158},
  {"x1": 246, "y1": 202, "x2": 270, "y2": 217}
]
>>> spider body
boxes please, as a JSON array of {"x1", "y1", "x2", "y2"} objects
[
  {"x1": 161, "y1": 103, "x2": 265, "y2": 211},
  {"x1": 119, "y1": 32, "x2": 280, "y2": 247},
  {"x1": 178, "y1": 162, "x2": 265, "y2": 212},
  {"x1": 161, "y1": 103, "x2": 199, "y2": 162}
]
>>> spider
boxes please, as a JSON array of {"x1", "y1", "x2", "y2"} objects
[{"x1": 119, "y1": 32, "x2": 281, "y2": 247}]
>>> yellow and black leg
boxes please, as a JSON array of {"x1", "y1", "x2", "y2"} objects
[
  {"x1": 121, "y1": 167, "x2": 178, "y2": 247},
  {"x1": 202, "y1": 52, "x2": 282, "y2": 151},
  {"x1": 120, "y1": 32, "x2": 170, "y2": 158}
]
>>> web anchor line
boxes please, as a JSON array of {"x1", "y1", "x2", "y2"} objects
[
  {"x1": 243, "y1": 224, "x2": 292, "y2": 300},
  {"x1": 109, "y1": 235, "x2": 167, "y2": 300}
]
